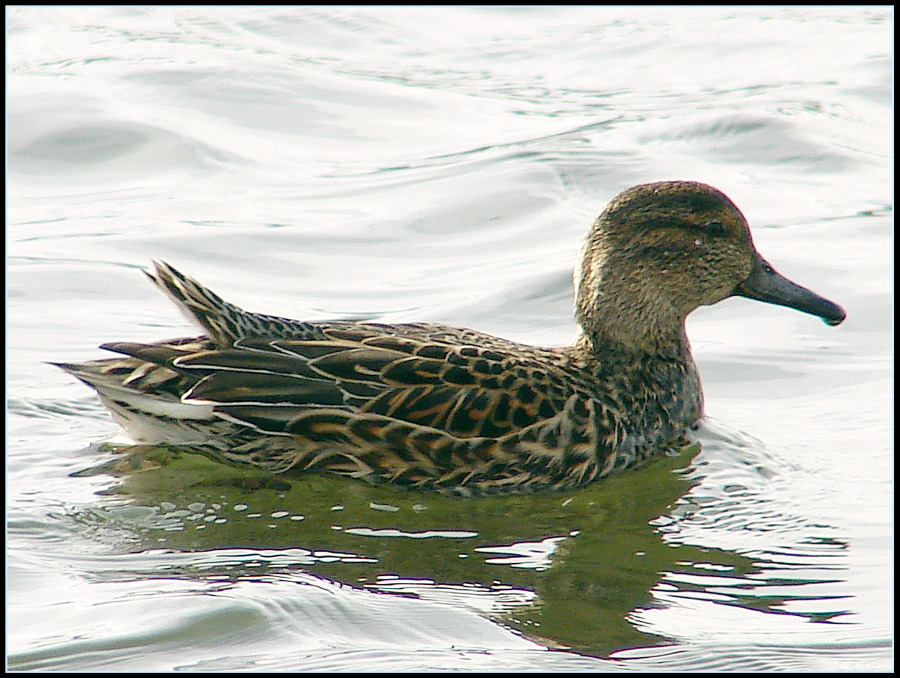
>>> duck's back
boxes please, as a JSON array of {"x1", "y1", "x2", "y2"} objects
[{"x1": 57, "y1": 315, "x2": 701, "y2": 495}]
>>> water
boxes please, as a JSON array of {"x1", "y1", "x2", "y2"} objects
[{"x1": 7, "y1": 6, "x2": 892, "y2": 671}]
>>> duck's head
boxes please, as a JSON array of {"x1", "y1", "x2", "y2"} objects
[{"x1": 575, "y1": 180, "x2": 845, "y2": 353}]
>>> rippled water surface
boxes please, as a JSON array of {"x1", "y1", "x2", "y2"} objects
[{"x1": 7, "y1": 7, "x2": 892, "y2": 672}]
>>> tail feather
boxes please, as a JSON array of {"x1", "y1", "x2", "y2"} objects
[
  {"x1": 146, "y1": 261, "x2": 250, "y2": 345},
  {"x1": 147, "y1": 261, "x2": 332, "y2": 345}
]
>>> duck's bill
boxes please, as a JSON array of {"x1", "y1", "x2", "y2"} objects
[{"x1": 734, "y1": 255, "x2": 846, "y2": 326}]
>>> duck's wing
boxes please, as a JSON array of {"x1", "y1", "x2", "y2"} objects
[
  {"x1": 97, "y1": 323, "x2": 573, "y2": 442},
  {"x1": 91, "y1": 325, "x2": 604, "y2": 493}
]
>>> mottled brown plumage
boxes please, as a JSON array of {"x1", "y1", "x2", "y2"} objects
[{"x1": 55, "y1": 181, "x2": 846, "y2": 495}]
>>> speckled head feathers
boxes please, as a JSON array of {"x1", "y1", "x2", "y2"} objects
[{"x1": 575, "y1": 181, "x2": 844, "y2": 353}]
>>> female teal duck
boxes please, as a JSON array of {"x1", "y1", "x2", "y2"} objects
[{"x1": 56, "y1": 181, "x2": 845, "y2": 495}]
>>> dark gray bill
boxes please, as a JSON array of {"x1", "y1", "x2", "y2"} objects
[{"x1": 734, "y1": 255, "x2": 846, "y2": 326}]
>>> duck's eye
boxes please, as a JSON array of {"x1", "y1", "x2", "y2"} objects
[{"x1": 705, "y1": 220, "x2": 727, "y2": 237}]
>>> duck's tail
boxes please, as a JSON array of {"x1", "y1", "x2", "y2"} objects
[{"x1": 147, "y1": 261, "x2": 325, "y2": 345}]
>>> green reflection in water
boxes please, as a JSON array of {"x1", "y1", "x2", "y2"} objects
[{"x1": 66, "y1": 443, "x2": 832, "y2": 657}]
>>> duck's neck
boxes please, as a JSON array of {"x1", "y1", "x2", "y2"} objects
[{"x1": 574, "y1": 297, "x2": 692, "y2": 361}]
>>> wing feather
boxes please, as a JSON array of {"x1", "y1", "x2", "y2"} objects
[{"x1": 92, "y1": 324, "x2": 573, "y2": 441}]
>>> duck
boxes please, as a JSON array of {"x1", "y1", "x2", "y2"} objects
[{"x1": 55, "y1": 181, "x2": 846, "y2": 496}]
